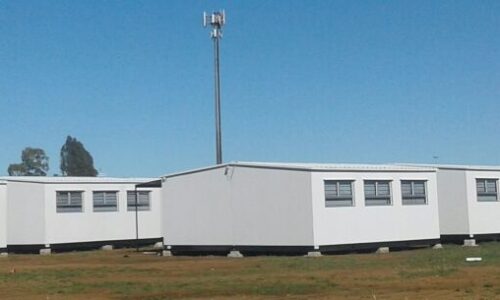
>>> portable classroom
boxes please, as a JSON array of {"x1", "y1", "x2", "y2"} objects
[
  {"x1": 0, "y1": 180, "x2": 6, "y2": 252},
  {"x1": 160, "y1": 162, "x2": 441, "y2": 254},
  {"x1": 3, "y1": 177, "x2": 162, "y2": 252},
  {"x1": 423, "y1": 164, "x2": 500, "y2": 243}
]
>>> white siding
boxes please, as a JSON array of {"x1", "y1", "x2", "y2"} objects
[
  {"x1": 435, "y1": 169, "x2": 470, "y2": 235},
  {"x1": 44, "y1": 183, "x2": 161, "y2": 244},
  {"x1": 7, "y1": 182, "x2": 46, "y2": 245},
  {"x1": 5, "y1": 179, "x2": 161, "y2": 246},
  {"x1": 0, "y1": 183, "x2": 7, "y2": 249},
  {"x1": 311, "y1": 171, "x2": 440, "y2": 246},
  {"x1": 162, "y1": 166, "x2": 315, "y2": 247},
  {"x1": 162, "y1": 164, "x2": 439, "y2": 249},
  {"x1": 230, "y1": 167, "x2": 314, "y2": 246},
  {"x1": 162, "y1": 168, "x2": 233, "y2": 246},
  {"x1": 465, "y1": 170, "x2": 500, "y2": 235}
]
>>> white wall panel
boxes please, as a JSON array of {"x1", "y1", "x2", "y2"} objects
[{"x1": 311, "y1": 171, "x2": 440, "y2": 246}]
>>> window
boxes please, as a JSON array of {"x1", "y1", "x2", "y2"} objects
[
  {"x1": 401, "y1": 180, "x2": 427, "y2": 205},
  {"x1": 324, "y1": 180, "x2": 354, "y2": 207},
  {"x1": 127, "y1": 191, "x2": 151, "y2": 211},
  {"x1": 56, "y1": 191, "x2": 83, "y2": 212},
  {"x1": 364, "y1": 180, "x2": 391, "y2": 206},
  {"x1": 93, "y1": 191, "x2": 118, "y2": 212},
  {"x1": 476, "y1": 179, "x2": 498, "y2": 202}
]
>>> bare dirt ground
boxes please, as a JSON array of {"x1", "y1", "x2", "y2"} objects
[{"x1": 0, "y1": 243, "x2": 500, "y2": 299}]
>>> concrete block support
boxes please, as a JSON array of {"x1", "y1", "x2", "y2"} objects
[
  {"x1": 227, "y1": 250, "x2": 244, "y2": 258},
  {"x1": 463, "y1": 239, "x2": 477, "y2": 247},
  {"x1": 432, "y1": 243, "x2": 443, "y2": 250},
  {"x1": 307, "y1": 251, "x2": 322, "y2": 257},
  {"x1": 40, "y1": 248, "x2": 51, "y2": 255},
  {"x1": 376, "y1": 247, "x2": 390, "y2": 254},
  {"x1": 0, "y1": 252, "x2": 8, "y2": 257},
  {"x1": 101, "y1": 245, "x2": 113, "y2": 251},
  {"x1": 153, "y1": 242, "x2": 164, "y2": 249},
  {"x1": 162, "y1": 250, "x2": 172, "y2": 257}
]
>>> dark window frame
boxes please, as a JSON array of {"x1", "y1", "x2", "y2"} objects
[
  {"x1": 364, "y1": 180, "x2": 392, "y2": 206},
  {"x1": 93, "y1": 191, "x2": 119, "y2": 212},
  {"x1": 127, "y1": 191, "x2": 151, "y2": 211},
  {"x1": 324, "y1": 180, "x2": 355, "y2": 207},
  {"x1": 401, "y1": 180, "x2": 427, "y2": 205},
  {"x1": 476, "y1": 178, "x2": 498, "y2": 202},
  {"x1": 56, "y1": 191, "x2": 84, "y2": 213}
]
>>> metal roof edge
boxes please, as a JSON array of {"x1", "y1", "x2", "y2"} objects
[
  {"x1": 231, "y1": 162, "x2": 436, "y2": 172},
  {"x1": 161, "y1": 161, "x2": 437, "y2": 179},
  {"x1": 135, "y1": 179, "x2": 162, "y2": 188},
  {"x1": 396, "y1": 163, "x2": 500, "y2": 172},
  {"x1": 0, "y1": 177, "x2": 158, "y2": 184},
  {"x1": 161, "y1": 164, "x2": 231, "y2": 179}
]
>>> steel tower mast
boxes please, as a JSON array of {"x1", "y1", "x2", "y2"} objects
[{"x1": 203, "y1": 11, "x2": 225, "y2": 165}]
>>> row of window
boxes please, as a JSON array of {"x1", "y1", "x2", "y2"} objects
[
  {"x1": 324, "y1": 178, "x2": 500, "y2": 207},
  {"x1": 324, "y1": 180, "x2": 427, "y2": 207},
  {"x1": 54, "y1": 179, "x2": 498, "y2": 212},
  {"x1": 56, "y1": 191, "x2": 151, "y2": 213}
]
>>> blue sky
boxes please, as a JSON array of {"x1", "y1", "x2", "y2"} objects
[{"x1": 1, "y1": 0, "x2": 499, "y2": 177}]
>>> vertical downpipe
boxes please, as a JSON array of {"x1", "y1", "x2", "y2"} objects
[{"x1": 135, "y1": 186, "x2": 139, "y2": 252}]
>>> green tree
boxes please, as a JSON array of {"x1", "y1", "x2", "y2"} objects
[
  {"x1": 60, "y1": 136, "x2": 98, "y2": 176},
  {"x1": 7, "y1": 147, "x2": 49, "y2": 176},
  {"x1": 7, "y1": 163, "x2": 27, "y2": 176}
]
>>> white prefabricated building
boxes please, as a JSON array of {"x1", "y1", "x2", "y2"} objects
[
  {"x1": 161, "y1": 162, "x2": 441, "y2": 254},
  {"x1": 2, "y1": 177, "x2": 162, "y2": 252},
  {"x1": 0, "y1": 180, "x2": 7, "y2": 253},
  {"x1": 425, "y1": 164, "x2": 500, "y2": 243}
]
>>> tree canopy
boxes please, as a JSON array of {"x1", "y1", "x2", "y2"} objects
[
  {"x1": 60, "y1": 136, "x2": 98, "y2": 177},
  {"x1": 7, "y1": 147, "x2": 49, "y2": 176}
]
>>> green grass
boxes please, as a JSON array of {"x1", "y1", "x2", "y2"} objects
[{"x1": 1, "y1": 242, "x2": 500, "y2": 299}]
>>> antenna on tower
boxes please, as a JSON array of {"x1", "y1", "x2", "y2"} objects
[
  {"x1": 203, "y1": 10, "x2": 225, "y2": 37},
  {"x1": 203, "y1": 10, "x2": 225, "y2": 165}
]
